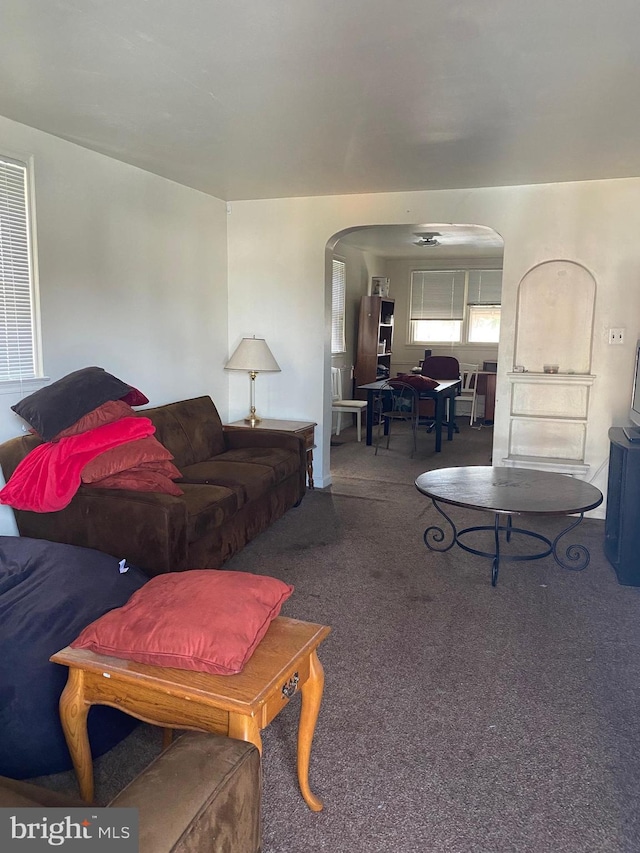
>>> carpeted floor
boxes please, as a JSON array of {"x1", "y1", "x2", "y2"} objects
[{"x1": 31, "y1": 423, "x2": 640, "y2": 852}]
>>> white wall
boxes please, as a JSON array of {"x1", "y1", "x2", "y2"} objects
[
  {"x1": 0, "y1": 115, "x2": 228, "y2": 534},
  {"x1": 227, "y1": 179, "x2": 640, "y2": 514},
  {"x1": 330, "y1": 242, "x2": 386, "y2": 394}
]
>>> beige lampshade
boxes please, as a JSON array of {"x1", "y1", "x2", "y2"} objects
[{"x1": 225, "y1": 337, "x2": 281, "y2": 372}]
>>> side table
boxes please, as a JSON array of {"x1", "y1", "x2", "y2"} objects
[
  {"x1": 226, "y1": 418, "x2": 317, "y2": 488},
  {"x1": 51, "y1": 617, "x2": 331, "y2": 811}
]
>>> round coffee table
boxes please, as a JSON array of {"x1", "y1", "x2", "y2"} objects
[{"x1": 415, "y1": 466, "x2": 603, "y2": 586}]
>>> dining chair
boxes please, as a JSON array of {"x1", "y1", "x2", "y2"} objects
[
  {"x1": 458, "y1": 363, "x2": 480, "y2": 425},
  {"x1": 375, "y1": 381, "x2": 419, "y2": 457},
  {"x1": 420, "y1": 355, "x2": 460, "y2": 380},
  {"x1": 331, "y1": 366, "x2": 367, "y2": 442},
  {"x1": 420, "y1": 355, "x2": 461, "y2": 432}
]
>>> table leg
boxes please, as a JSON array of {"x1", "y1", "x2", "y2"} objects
[
  {"x1": 58, "y1": 669, "x2": 94, "y2": 802},
  {"x1": 297, "y1": 650, "x2": 325, "y2": 812},
  {"x1": 228, "y1": 713, "x2": 263, "y2": 754},
  {"x1": 365, "y1": 391, "x2": 374, "y2": 445},
  {"x1": 447, "y1": 394, "x2": 456, "y2": 441},
  {"x1": 434, "y1": 397, "x2": 443, "y2": 452},
  {"x1": 306, "y1": 449, "x2": 315, "y2": 489}
]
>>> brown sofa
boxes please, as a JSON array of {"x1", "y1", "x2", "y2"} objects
[
  {"x1": 0, "y1": 395, "x2": 306, "y2": 576},
  {"x1": 0, "y1": 732, "x2": 261, "y2": 853}
]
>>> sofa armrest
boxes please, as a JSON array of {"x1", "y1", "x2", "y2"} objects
[
  {"x1": 110, "y1": 732, "x2": 261, "y2": 853},
  {"x1": 223, "y1": 428, "x2": 307, "y2": 496},
  {"x1": 223, "y1": 427, "x2": 304, "y2": 455},
  {"x1": 12, "y1": 488, "x2": 188, "y2": 577}
]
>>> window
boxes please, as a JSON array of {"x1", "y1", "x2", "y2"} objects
[
  {"x1": 468, "y1": 305, "x2": 501, "y2": 342},
  {"x1": 0, "y1": 155, "x2": 39, "y2": 382},
  {"x1": 409, "y1": 271, "x2": 466, "y2": 343},
  {"x1": 410, "y1": 268, "x2": 502, "y2": 344},
  {"x1": 331, "y1": 258, "x2": 346, "y2": 354},
  {"x1": 466, "y1": 270, "x2": 502, "y2": 343}
]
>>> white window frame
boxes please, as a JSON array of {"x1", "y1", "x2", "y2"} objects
[
  {"x1": 331, "y1": 257, "x2": 346, "y2": 355},
  {"x1": 467, "y1": 304, "x2": 501, "y2": 343},
  {"x1": 0, "y1": 151, "x2": 43, "y2": 391},
  {"x1": 409, "y1": 268, "x2": 502, "y2": 345}
]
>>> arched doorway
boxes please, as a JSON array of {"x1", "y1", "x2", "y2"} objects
[{"x1": 326, "y1": 222, "x2": 504, "y2": 466}]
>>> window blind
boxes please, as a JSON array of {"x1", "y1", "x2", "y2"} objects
[
  {"x1": 331, "y1": 258, "x2": 346, "y2": 354},
  {"x1": 467, "y1": 269, "x2": 502, "y2": 305},
  {"x1": 0, "y1": 156, "x2": 36, "y2": 381},
  {"x1": 410, "y1": 271, "x2": 466, "y2": 320}
]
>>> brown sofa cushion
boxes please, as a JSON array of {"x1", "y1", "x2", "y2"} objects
[
  {"x1": 180, "y1": 483, "x2": 239, "y2": 543},
  {"x1": 179, "y1": 460, "x2": 275, "y2": 506},
  {"x1": 146, "y1": 397, "x2": 226, "y2": 468},
  {"x1": 217, "y1": 446, "x2": 301, "y2": 481}
]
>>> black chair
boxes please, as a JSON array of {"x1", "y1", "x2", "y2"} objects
[
  {"x1": 420, "y1": 356, "x2": 461, "y2": 433},
  {"x1": 375, "y1": 381, "x2": 420, "y2": 457}
]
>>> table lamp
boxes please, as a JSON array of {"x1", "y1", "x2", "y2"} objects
[{"x1": 225, "y1": 336, "x2": 281, "y2": 425}]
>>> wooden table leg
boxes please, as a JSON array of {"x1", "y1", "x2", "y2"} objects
[
  {"x1": 297, "y1": 650, "x2": 325, "y2": 812},
  {"x1": 58, "y1": 669, "x2": 94, "y2": 802},
  {"x1": 306, "y1": 449, "x2": 315, "y2": 489},
  {"x1": 228, "y1": 713, "x2": 263, "y2": 754}
]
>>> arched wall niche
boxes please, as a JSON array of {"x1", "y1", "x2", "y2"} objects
[
  {"x1": 505, "y1": 259, "x2": 597, "y2": 475},
  {"x1": 514, "y1": 260, "x2": 596, "y2": 374}
]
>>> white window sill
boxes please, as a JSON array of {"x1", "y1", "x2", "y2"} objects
[{"x1": 0, "y1": 377, "x2": 50, "y2": 397}]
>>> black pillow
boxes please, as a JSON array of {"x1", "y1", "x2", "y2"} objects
[{"x1": 11, "y1": 367, "x2": 135, "y2": 441}]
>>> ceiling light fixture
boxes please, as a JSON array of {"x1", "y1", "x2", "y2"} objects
[{"x1": 414, "y1": 231, "x2": 441, "y2": 247}]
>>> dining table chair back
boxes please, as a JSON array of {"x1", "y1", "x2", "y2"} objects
[
  {"x1": 420, "y1": 355, "x2": 460, "y2": 380},
  {"x1": 458, "y1": 363, "x2": 480, "y2": 425},
  {"x1": 375, "y1": 381, "x2": 420, "y2": 457},
  {"x1": 331, "y1": 366, "x2": 368, "y2": 442}
]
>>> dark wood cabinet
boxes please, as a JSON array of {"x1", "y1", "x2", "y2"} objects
[
  {"x1": 604, "y1": 427, "x2": 640, "y2": 585},
  {"x1": 354, "y1": 296, "x2": 395, "y2": 395}
]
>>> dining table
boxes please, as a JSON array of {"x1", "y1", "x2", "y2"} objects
[{"x1": 357, "y1": 378, "x2": 461, "y2": 452}]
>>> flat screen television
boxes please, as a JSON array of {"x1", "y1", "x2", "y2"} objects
[{"x1": 624, "y1": 340, "x2": 640, "y2": 441}]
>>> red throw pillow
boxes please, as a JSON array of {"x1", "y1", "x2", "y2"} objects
[
  {"x1": 81, "y1": 436, "x2": 174, "y2": 483},
  {"x1": 120, "y1": 387, "x2": 149, "y2": 407},
  {"x1": 87, "y1": 465, "x2": 184, "y2": 496},
  {"x1": 50, "y1": 399, "x2": 136, "y2": 441},
  {"x1": 391, "y1": 373, "x2": 439, "y2": 391},
  {"x1": 70, "y1": 570, "x2": 295, "y2": 675}
]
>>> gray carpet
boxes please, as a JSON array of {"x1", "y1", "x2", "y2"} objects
[{"x1": 31, "y1": 423, "x2": 640, "y2": 852}]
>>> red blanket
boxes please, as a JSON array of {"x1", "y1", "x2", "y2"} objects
[{"x1": 0, "y1": 417, "x2": 155, "y2": 512}]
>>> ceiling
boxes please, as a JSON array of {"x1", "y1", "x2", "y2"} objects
[
  {"x1": 2, "y1": 0, "x2": 640, "y2": 202},
  {"x1": 337, "y1": 223, "x2": 504, "y2": 259}
]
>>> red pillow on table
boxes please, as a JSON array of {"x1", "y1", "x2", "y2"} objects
[
  {"x1": 70, "y1": 570, "x2": 294, "y2": 675},
  {"x1": 390, "y1": 374, "x2": 439, "y2": 391}
]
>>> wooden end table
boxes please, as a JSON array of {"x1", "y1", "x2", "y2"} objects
[
  {"x1": 51, "y1": 616, "x2": 331, "y2": 811},
  {"x1": 225, "y1": 418, "x2": 317, "y2": 488}
]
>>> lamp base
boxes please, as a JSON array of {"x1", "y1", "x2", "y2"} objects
[{"x1": 244, "y1": 405, "x2": 261, "y2": 426}]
